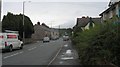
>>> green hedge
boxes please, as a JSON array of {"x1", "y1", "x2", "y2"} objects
[{"x1": 72, "y1": 22, "x2": 120, "y2": 66}]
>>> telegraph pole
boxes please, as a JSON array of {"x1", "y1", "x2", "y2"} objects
[
  {"x1": 22, "y1": 1, "x2": 31, "y2": 44},
  {"x1": 0, "y1": 0, "x2": 1, "y2": 32},
  {"x1": 59, "y1": 25, "x2": 60, "y2": 37},
  {"x1": 23, "y1": 1, "x2": 25, "y2": 44}
]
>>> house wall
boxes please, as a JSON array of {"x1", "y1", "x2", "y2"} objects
[
  {"x1": 32, "y1": 24, "x2": 51, "y2": 41},
  {"x1": 32, "y1": 24, "x2": 59, "y2": 41},
  {"x1": 75, "y1": 17, "x2": 100, "y2": 31},
  {"x1": 102, "y1": 13, "x2": 106, "y2": 21},
  {"x1": 101, "y1": 2, "x2": 120, "y2": 22},
  {"x1": 116, "y1": 3, "x2": 120, "y2": 17},
  {"x1": 32, "y1": 25, "x2": 44, "y2": 40},
  {"x1": 84, "y1": 23, "x2": 95, "y2": 31},
  {"x1": 50, "y1": 30, "x2": 59, "y2": 40}
]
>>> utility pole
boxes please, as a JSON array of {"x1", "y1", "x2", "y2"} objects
[
  {"x1": 22, "y1": 1, "x2": 31, "y2": 44},
  {"x1": 0, "y1": 0, "x2": 1, "y2": 33},
  {"x1": 51, "y1": 21, "x2": 52, "y2": 28},
  {"x1": 0, "y1": 1, "x2": 2, "y2": 67},
  {"x1": 23, "y1": 1, "x2": 25, "y2": 44},
  {"x1": 59, "y1": 25, "x2": 60, "y2": 37}
]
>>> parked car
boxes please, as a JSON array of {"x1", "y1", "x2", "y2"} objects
[
  {"x1": 63, "y1": 35, "x2": 69, "y2": 41},
  {"x1": 0, "y1": 33, "x2": 23, "y2": 52},
  {"x1": 51, "y1": 36, "x2": 59, "y2": 40},
  {"x1": 43, "y1": 37, "x2": 50, "y2": 43}
]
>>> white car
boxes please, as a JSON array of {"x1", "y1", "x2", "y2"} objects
[
  {"x1": 63, "y1": 35, "x2": 69, "y2": 41},
  {"x1": 0, "y1": 33, "x2": 23, "y2": 52},
  {"x1": 43, "y1": 37, "x2": 50, "y2": 43}
]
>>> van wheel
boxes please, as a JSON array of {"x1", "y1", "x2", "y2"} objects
[
  {"x1": 20, "y1": 44, "x2": 23, "y2": 49},
  {"x1": 9, "y1": 46, "x2": 13, "y2": 52}
]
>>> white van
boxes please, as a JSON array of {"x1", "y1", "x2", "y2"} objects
[{"x1": 0, "y1": 33, "x2": 23, "y2": 52}]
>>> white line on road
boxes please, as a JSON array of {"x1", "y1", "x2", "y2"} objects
[
  {"x1": 3, "y1": 51, "x2": 23, "y2": 59},
  {"x1": 28, "y1": 47, "x2": 37, "y2": 51},
  {"x1": 52, "y1": 41, "x2": 55, "y2": 42},
  {"x1": 59, "y1": 61, "x2": 63, "y2": 64},
  {"x1": 64, "y1": 44, "x2": 68, "y2": 47},
  {"x1": 47, "y1": 44, "x2": 63, "y2": 66}
]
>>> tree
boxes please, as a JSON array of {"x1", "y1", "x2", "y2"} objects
[{"x1": 2, "y1": 12, "x2": 34, "y2": 38}]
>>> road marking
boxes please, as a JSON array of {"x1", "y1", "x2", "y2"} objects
[
  {"x1": 19, "y1": 51, "x2": 23, "y2": 54},
  {"x1": 47, "y1": 44, "x2": 63, "y2": 66},
  {"x1": 13, "y1": 53, "x2": 19, "y2": 56},
  {"x1": 28, "y1": 47, "x2": 36, "y2": 51},
  {"x1": 59, "y1": 61, "x2": 63, "y2": 64},
  {"x1": 52, "y1": 41, "x2": 55, "y2": 42},
  {"x1": 3, "y1": 51, "x2": 23, "y2": 59},
  {"x1": 61, "y1": 57, "x2": 74, "y2": 60},
  {"x1": 64, "y1": 44, "x2": 68, "y2": 47}
]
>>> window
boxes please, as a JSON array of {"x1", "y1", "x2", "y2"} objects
[{"x1": 7, "y1": 35, "x2": 17, "y2": 39}]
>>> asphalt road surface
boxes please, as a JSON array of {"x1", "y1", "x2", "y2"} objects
[{"x1": 2, "y1": 38, "x2": 80, "y2": 67}]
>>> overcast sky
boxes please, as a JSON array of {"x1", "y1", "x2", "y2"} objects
[{"x1": 1, "y1": 0, "x2": 110, "y2": 28}]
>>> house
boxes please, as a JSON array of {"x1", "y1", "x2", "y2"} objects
[
  {"x1": 32, "y1": 22, "x2": 59, "y2": 41},
  {"x1": 74, "y1": 16, "x2": 101, "y2": 31},
  {"x1": 50, "y1": 28, "x2": 59, "y2": 40},
  {"x1": 32, "y1": 22, "x2": 51, "y2": 41},
  {"x1": 100, "y1": 1, "x2": 120, "y2": 22},
  {"x1": 108, "y1": 0, "x2": 120, "y2": 7}
]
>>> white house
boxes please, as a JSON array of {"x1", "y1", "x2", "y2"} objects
[{"x1": 100, "y1": 1, "x2": 120, "y2": 22}]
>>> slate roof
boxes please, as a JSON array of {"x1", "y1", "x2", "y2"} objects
[{"x1": 76, "y1": 17, "x2": 101, "y2": 27}]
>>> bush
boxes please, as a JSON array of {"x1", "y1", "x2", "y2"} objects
[{"x1": 73, "y1": 21, "x2": 120, "y2": 66}]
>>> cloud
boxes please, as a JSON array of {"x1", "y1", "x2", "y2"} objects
[
  {"x1": 53, "y1": 20, "x2": 76, "y2": 28},
  {"x1": 2, "y1": 2, "x2": 108, "y2": 28},
  {"x1": 3, "y1": 0, "x2": 110, "y2": 2}
]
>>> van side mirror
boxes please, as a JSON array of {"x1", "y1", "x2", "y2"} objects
[{"x1": 18, "y1": 36, "x2": 22, "y2": 41}]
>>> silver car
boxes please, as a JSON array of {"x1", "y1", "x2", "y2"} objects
[
  {"x1": 63, "y1": 35, "x2": 69, "y2": 41},
  {"x1": 43, "y1": 37, "x2": 50, "y2": 43}
]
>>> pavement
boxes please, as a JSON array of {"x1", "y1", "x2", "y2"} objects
[
  {"x1": 1, "y1": 38, "x2": 80, "y2": 67},
  {"x1": 50, "y1": 40, "x2": 80, "y2": 66}
]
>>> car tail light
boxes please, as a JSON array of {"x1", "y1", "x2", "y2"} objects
[{"x1": 5, "y1": 42, "x2": 7, "y2": 46}]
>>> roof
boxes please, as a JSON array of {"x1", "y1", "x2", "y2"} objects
[
  {"x1": 76, "y1": 17, "x2": 101, "y2": 27},
  {"x1": 34, "y1": 24, "x2": 51, "y2": 32},
  {"x1": 76, "y1": 17, "x2": 89, "y2": 27},
  {"x1": 92, "y1": 18, "x2": 101, "y2": 23},
  {"x1": 34, "y1": 24, "x2": 59, "y2": 32},
  {"x1": 99, "y1": 1, "x2": 120, "y2": 16},
  {"x1": 109, "y1": 0, "x2": 120, "y2": 6}
]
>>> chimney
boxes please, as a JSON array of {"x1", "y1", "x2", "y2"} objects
[
  {"x1": 37, "y1": 21, "x2": 40, "y2": 25},
  {"x1": 82, "y1": 16, "x2": 85, "y2": 18}
]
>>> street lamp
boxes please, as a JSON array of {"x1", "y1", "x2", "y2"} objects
[
  {"x1": 23, "y1": 1, "x2": 25, "y2": 44},
  {"x1": 23, "y1": 1, "x2": 31, "y2": 44}
]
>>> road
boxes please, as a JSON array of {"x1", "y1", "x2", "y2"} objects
[
  {"x1": 51, "y1": 40, "x2": 80, "y2": 65},
  {"x1": 2, "y1": 38, "x2": 80, "y2": 67}
]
